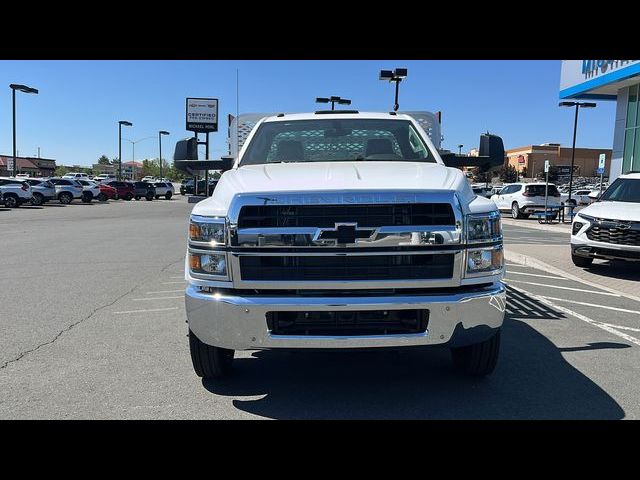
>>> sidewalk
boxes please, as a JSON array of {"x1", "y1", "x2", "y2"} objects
[{"x1": 504, "y1": 243, "x2": 640, "y2": 301}]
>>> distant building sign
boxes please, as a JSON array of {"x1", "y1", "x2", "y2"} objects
[
  {"x1": 560, "y1": 60, "x2": 640, "y2": 100},
  {"x1": 517, "y1": 155, "x2": 525, "y2": 164},
  {"x1": 557, "y1": 166, "x2": 572, "y2": 176},
  {"x1": 186, "y1": 98, "x2": 218, "y2": 133}
]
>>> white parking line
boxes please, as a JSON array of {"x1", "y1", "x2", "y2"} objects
[
  {"x1": 600, "y1": 323, "x2": 640, "y2": 333},
  {"x1": 506, "y1": 271, "x2": 566, "y2": 280},
  {"x1": 113, "y1": 307, "x2": 180, "y2": 314},
  {"x1": 161, "y1": 281, "x2": 185, "y2": 285},
  {"x1": 133, "y1": 296, "x2": 183, "y2": 301},
  {"x1": 509, "y1": 285, "x2": 640, "y2": 347},
  {"x1": 145, "y1": 290, "x2": 184, "y2": 295},
  {"x1": 502, "y1": 279, "x2": 620, "y2": 297},
  {"x1": 541, "y1": 296, "x2": 640, "y2": 316}
]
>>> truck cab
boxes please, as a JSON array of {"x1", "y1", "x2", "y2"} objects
[{"x1": 179, "y1": 111, "x2": 506, "y2": 380}]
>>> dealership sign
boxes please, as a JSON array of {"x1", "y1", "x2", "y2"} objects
[
  {"x1": 560, "y1": 60, "x2": 640, "y2": 100},
  {"x1": 186, "y1": 98, "x2": 218, "y2": 132}
]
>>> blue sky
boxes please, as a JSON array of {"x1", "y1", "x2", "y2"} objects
[{"x1": 0, "y1": 60, "x2": 617, "y2": 166}]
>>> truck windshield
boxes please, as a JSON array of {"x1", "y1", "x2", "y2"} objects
[
  {"x1": 240, "y1": 118, "x2": 436, "y2": 166},
  {"x1": 599, "y1": 178, "x2": 640, "y2": 203}
]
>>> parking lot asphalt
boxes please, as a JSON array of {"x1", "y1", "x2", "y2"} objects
[{"x1": 1, "y1": 199, "x2": 639, "y2": 419}]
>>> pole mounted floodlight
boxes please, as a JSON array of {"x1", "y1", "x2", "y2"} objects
[
  {"x1": 316, "y1": 96, "x2": 351, "y2": 111},
  {"x1": 458, "y1": 144, "x2": 464, "y2": 155},
  {"x1": 379, "y1": 68, "x2": 408, "y2": 111},
  {"x1": 118, "y1": 120, "x2": 133, "y2": 180},
  {"x1": 558, "y1": 101, "x2": 597, "y2": 203},
  {"x1": 159, "y1": 130, "x2": 170, "y2": 180},
  {"x1": 10, "y1": 83, "x2": 38, "y2": 178}
]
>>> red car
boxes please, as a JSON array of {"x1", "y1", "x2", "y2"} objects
[
  {"x1": 104, "y1": 181, "x2": 135, "y2": 201},
  {"x1": 97, "y1": 183, "x2": 117, "y2": 201}
]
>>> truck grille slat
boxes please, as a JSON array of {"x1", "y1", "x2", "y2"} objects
[
  {"x1": 267, "y1": 309, "x2": 429, "y2": 336},
  {"x1": 238, "y1": 203, "x2": 455, "y2": 229},
  {"x1": 239, "y1": 254, "x2": 455, "y2": 281}
]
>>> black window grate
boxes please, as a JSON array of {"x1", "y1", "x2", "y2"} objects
[{"x1": 238, "y1": 203, "x2": 455, "y2": 229}]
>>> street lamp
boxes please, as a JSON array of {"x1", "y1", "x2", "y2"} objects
[
  {"x1": 458, "y1": 144, "x2": 464, "y2": 155},
  {"x1": 118, "y1": 121, "x2": 133, "y2": 180},
  {"x1": 158, "y1": 130, "x2": 170, "y2": 179},
  {"x1": 559, "y1": 101, "x2": 597, "y2": 203},
  {"x1": 316, "y1": 96, "x2": 351, "y2": 111},
  {"x1": 122, "y1": 136, "x2": 155, "y2": 180},
  {"x1": 10, "y1": 84, "x2": 39, "y2": 178},
  {"x1": 379, "y1": 68, "x2": 408, "y2": 111}
]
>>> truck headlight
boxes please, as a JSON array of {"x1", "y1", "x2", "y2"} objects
[
  {"x1": 189, "y1": 252, "x2": 228, "y2": 277},
  {"x1": 466, "y1": 211, "x2": 502, "y2": 244},
  {"x1": 466, "y1": 245, "x2": 504, "y2": 276},
  {"x1": 189, "y1": 215, "x2": 226, "y2": 246}
]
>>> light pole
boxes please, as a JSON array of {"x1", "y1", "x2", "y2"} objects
[
  {"x1": 158, "y1": 131, "x2": 170, "y2": 179},
  {"x1": 122, "y1": 136, "x2": 155, "y2": 180},
  {"x1": 458, "y1": 144, "x2": 463, "y2": 155},
  {"x1": 379, "y1": 68, "x2": 408, "y2": 111},
  {"x1": 315, "y1": 96, "x2": 351, "y2": 111},
  {"x1": 118, "y1": 121, "x2": 133, "y2": 180},
  {"x1": 559, "y1": 101, "x2": 596, "y2": 203},
  {"x1": 10, "y1": 84, "x2": 38, "y2": 178}
]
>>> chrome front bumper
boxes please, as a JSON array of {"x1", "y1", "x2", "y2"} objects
[{"x1": 185, "y1": 282, "x2": 506, "y2": 350}]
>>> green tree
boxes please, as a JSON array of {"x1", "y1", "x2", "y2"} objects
[
  {"x1": 54, "y1": 165, "x2": 69, "y2": 177},
  {"x1": 142, "y1": 158, "x2": 160, "y2": 178},
  {"x1": 97, "y1": 155, "x2": 111, "y2": 165},
  {"x1": 498, "y1": 164, "x2": 518, "y2": 183}
]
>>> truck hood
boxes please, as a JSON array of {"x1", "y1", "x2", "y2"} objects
[
  {"x1": 191, "y1": 161, "x2": 476, "y2": 217},
  {"x1": 579, "y1": 201, "x2": 640, "y2": 222}
]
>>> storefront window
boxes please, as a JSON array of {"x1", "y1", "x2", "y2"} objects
[{"x1": 623, "y1": 84, "x2": 640, "y2": 173}]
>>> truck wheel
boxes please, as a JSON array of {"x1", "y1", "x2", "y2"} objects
[
  {"x1": 3, "y1": 194, "x2": 19, "y2": 208},
  {"x1": 59, "y1": 192, "x2": 73, "y2": 204},
  {"x1": 165, "y1": 192, "x2": 172, "y2": 200},
  {"x1": 451, "y1": 330, "x2": 500, "y2": 376},
  {"x1": 189, "y1": 330, "x2": 234, "y2": 379},
  {"x1": 511, "y1": 203, "x2": 523, "y2": 219},
  {"x1": 571, "y1": 253, "x2": 593, "y2": 268},
  {"x1": 31, "y1": 193, "x2": 44, "y2": 206}
]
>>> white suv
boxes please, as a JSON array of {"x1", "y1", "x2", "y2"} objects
[
  {"x1": 571, "y1": 173, "x2": 640, "y2": 267},
  {"x1": 491, "y1": 182, "x2": 563, "y2": 219},
  {"x1": 0, "y1": 177, "x2": 33, "y2": 208},
  {"x1": 62, "y1": 172, "x2": 89, "y2": 180}
]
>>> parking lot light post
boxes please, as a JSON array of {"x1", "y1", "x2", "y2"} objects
[
  {"x1": 458, "y1": 144, "x2": 463, "y2": 155},
  {"x1": 118, "y1": 121, "x2": 133, "y2": 180},
  {"x1": 559, "y1": 101, "x2": 596, "y2": 203},
  {"x1": 10, "y1": 84, "x2": 39, "y2": 178},
  {"x1": 379, "y1": 68, "x2": 407, "y2": 111},
  {"x1": 158, "y1": 131, "x2": 170, "y2": 180}
]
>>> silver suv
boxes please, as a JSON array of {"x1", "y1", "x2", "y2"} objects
[
  {"x1": 152, "y1": 182, "x2": 174, "y2": 199},
  {"x1": 47, "y1": 178, "x2": 84, "y2": 204},
  {"x1": 25, "y1": 178, "x2": 56, "y2": 206},
  {"x1": 0, "y1": 177, "x2": 33, "y2": 208}
]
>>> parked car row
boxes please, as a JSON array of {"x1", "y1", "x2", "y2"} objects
[{"x1": 0, "y1": 177, "x2": 175, "y2": 208}]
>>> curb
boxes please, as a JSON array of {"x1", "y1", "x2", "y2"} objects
[
  {"x1": 504, "y1": 249, "x2": 640, "y2": 303},
  {"x1": 501, "y1": 218, "x2": 571, "y2": 234}
]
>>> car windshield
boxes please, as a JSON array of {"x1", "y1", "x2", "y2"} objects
[
  {"x1": 240, "y1": 118, "x2": 436, "y2": 166},
  {"x1": 599, "y1": 178, "x2": 640, "y2": 203}
]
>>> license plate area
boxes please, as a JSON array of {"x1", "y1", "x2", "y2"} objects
[{"x1": 266, "y1": 309, "x2": 429, "y2": 336}]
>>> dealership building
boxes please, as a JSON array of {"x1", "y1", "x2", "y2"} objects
[{"x1": 560, "y1": 60, "x2": 640, "y2": 182}]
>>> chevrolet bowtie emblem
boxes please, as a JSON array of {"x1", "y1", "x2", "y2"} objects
[{"x1": 315, "y1": 223, "x2": 375, "y2": 245}]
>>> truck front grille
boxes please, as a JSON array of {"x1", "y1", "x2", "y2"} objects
[
  {"x1": 238, "y1": 203, "x2": 455, "y2": 229},
  {"x1": 239, "y1": 254, "x2": 455, "y2": 281},
  {"x1": 267, "y1": 309, "x2": 429, "y2": 336},
  {"x1": 586, "y1": 225, "x2": 640, "y2": 246}
]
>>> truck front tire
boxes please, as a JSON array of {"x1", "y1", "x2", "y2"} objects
[
  {"x1": 451, "y1": 330, "x2": 500, "y2": 377},
  {"x1": 189, "y1": 330, "x2": 234, "y2": 379}
]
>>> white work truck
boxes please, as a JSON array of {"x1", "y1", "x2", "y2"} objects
[{"x1": 178, "y1": 111, "x2": 506, "y2": 380}]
